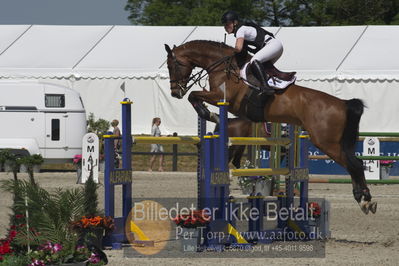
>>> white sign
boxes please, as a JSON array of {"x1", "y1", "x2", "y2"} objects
[
  {"x1": 363, "y1": 137, "x2": 380, "y2": 180},
  {"x1": 81, "y1": 133, "x2": 99, "y2": 183}
]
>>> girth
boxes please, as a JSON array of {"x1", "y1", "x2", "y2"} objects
[{"x1": 239, "y1": 89, "x2": 272, "y2": 122}]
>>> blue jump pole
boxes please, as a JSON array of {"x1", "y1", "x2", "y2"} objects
[
  {"x1": 197, "y1": 117, "x2": 207, "y2": 210},
  {"x1": 103, "y1": 99, "x2": 133, "y2": 249},
  {"x1": 200, "y1": 101, "x2": 232, "y2": 250}
]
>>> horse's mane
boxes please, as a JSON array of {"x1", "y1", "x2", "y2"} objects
[
  {"x1": 176, "y1": 39, "x2": 249, "y2": 68},
  {"x1": 179, "y1": 40, "x2": 234, "y2": 53}
]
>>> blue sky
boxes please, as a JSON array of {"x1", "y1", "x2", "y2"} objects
[{"x1": 0, "y1": 0, "x2": 131, "y2": 25}]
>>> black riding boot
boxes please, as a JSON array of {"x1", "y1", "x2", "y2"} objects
[{"x1": 250, "y1": 60, "x2": 274, "y2": 96}]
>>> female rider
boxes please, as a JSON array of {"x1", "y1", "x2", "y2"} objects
[{"x1": 222, "y1": 11, "x2": 292, "y2": 95}]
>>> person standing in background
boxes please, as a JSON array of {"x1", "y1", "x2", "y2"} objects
[
  {"x1": 111, "y1": 119, "x2": 121, "y2": 168},
  {"x1": 148, "y1": 117, "x2": 164, "y2": 172}
]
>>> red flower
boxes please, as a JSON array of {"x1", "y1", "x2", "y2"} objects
[
  {"x1": 173, "y1": 210, "x2": 211, "y2": 228},
  {"x1": 0, "y1": 241, "x2": 11, "y2": 255},
  {"x1": 8, "y1": 230, "x2": 17, "y2": 240},
  {"x1": 71, "y1": 215, "x2": 114, "y2": 231},
  {"x1": 308, "y1": 202, "x2": 321, "y2": 218},
  {"x1": 73, "y1": 154, "x2": 82, "y2": 164},
  {"x1": 15, "y1": 214, "x2": 24, "y2": 219}
]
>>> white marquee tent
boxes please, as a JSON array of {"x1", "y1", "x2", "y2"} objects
[{"x1": 0, "y1": 25, "x2": 398, "y2": 134}]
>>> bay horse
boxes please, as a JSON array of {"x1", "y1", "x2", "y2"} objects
[{"x1": 164, "y1": 40, "x2": 376, "y2": 214}]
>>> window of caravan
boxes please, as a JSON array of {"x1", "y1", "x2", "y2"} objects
[
  {"x1": 45, "y1": 94, "x2": 65, "y2": 108},
  {"x1": 51, "y1": 119, "x2": 60, "y2": 141}
]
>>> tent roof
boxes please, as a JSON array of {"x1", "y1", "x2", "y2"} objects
[{"x1": 0, "y1": 25, "x2": 398, "y2": 80}]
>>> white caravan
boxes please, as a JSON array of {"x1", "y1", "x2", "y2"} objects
[{"x1": 0, "y1": 81, "x2": 86, "y2": 163}]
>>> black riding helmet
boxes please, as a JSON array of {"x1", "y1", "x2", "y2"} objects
[{"x1": 221, "y1": 10, "x2": 239, "y2": 24}]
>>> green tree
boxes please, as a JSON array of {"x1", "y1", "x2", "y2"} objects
[
  {"x1": 125, "y1": 0, "x2": 255, "y2": 26},
  {"x1": 125, "y1": 0, "x2": 399, "y2": 26},
  {"x1": 252, "y1": 0, "x2": 292, "y2": 26},
  {"x1": 286, "y1": 0, "x2": 399, "y2": 26},
  {"x1": 328, "y1": 0, "x2": 399, "y2": 25},
  {"x1": 284, "y1": 0, "x2": 333, "y2": 26},
  {"x1": 87, "y1": 113, "x2": 110, "y2": 136}
]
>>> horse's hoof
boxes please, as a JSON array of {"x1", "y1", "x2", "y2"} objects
[
  {"x1": 359, "y1": 201, "x2": 369, "y2": 214},
  {"x1": 369, "y1": 202, "x2": 377, "y2": 214}
]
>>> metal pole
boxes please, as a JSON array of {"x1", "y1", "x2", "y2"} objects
[
  {"x1": 172, "y1": 132, "x2": 178, "y2": 171},
  {"x1": 121, "y1": 100, "x2": 132, "y2": 221}
]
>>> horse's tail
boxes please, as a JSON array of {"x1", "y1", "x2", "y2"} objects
[{"x1": 341, "y1": 99, "x2": 364, "y2": 173}]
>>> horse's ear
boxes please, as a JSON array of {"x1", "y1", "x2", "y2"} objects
[
  {"x1": 164, "y1": 44, "x2": 172, "y2": 55},
  {"x1": 173, "y1": 45, "x2": 177, "y2": 49}
]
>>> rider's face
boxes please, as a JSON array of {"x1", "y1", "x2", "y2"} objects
[{"x1": 224, "y1": 21, "x2": 235, "y2": 34}]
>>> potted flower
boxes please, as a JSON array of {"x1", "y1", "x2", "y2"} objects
[
  {"x1": 19, "y1": 156, "x2": 28, "y2": 173},
  {"x1": 0, "y1": 177, "x2": 108, "y2": 265},
  {"x1": 308, "y1": 202, "x2": 322, "y2": 219},
  {"x1": 254, "y1": 175, "x2": 273, "y2": 196},
  {"x1": 3, "y1": 150, "x2": 15, "y2": 173},
  {"x1": 308, "y1": 201, "x2": 322, "y2": 228},
  {"x1": 380, "y1": 160, "x2": 395, "y2": 180},
  {"x1": 238, "y1": 175, "x2": 256, "y2": 194},
  {"x1": 29, "y1": 241, "x2": 106, "y2": 265},
  {"x1": 30, "y1": 154, "x2": 44, "y2": 173},
  {"x1": 71, "y1": 216, "x2": 114, "y2": 249},
  {"x1": 0, "y1": 235, "x2": 14, "y2": 263},
  {"x1": 0, "y1": 215, "x2": 31, "y2": 265},
  {"x1": 238, "y1": 161, "x2": 274, "y2": 196},
  {"x1": 19, "y1": 154, "x2": 43, "y2": 184},
  {"x1": 238, "y1": 175, "x2": 273, "y2": 196},
  {"x1": 172, "y1": 210, "x2": 211, "y2": 252},
  {"x1": 73, "y1": 154, "x2": 82, "y2": 181},
  {"x1": 3, "y1": 153, "x2": 22, "y2": 181}
]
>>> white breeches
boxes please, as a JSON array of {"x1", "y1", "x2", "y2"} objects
[{"x1": 250, "y1": 38, "x2": 283, "y2": 64}]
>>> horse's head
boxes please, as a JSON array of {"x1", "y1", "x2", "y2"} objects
[{"x1": 164, "y1": 44, "x2": 194, "y2": 99}]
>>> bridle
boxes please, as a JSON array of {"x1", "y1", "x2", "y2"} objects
[
  {"x1": 168, "y1": 52, "x2": 237, "y2": 97},
  {"x1": 168, "y1": 54, "x2": 194, "y2": 95}
]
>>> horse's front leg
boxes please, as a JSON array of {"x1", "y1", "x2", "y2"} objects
[{"x1": 188, "y1": 90, "x2": 223, "y2": 124}]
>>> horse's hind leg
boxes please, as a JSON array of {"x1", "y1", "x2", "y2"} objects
[
  {"x1": 314, "y1": 140, "x2": 377, "y2": 214},
  {"x1": 230, "y1": 145, "x2": 245, "y2": 168},
  {"x1": 342, "y1": 150, "x2": 377, "y2": 214}
]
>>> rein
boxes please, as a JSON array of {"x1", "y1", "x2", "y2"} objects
[{"x1": 170, "y1": 53, "x2": 239, "y2": 94}]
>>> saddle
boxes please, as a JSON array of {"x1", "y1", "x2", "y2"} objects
[
  {"x1": 238, "y1": 62, "x2": 296, "y2": 122},
  {"x1": 241, "y1": 62, "x2": 296, "y2": 92},
  {"x1": 263, "y1": 62, "x2": 296, "y2": 82}
]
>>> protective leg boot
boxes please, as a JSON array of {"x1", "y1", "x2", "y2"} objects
[{"x1": 250, "y1": 60, "x2": 274, "y2": 96}]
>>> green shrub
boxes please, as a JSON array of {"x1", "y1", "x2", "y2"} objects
[
  {"x1": 0, "y1": 254, "x2": 30, "y2": 265},
  {"x1": 30, "y1": 154, "x2": 44, "y2": 165},
  {"x1": 1, "y1": 180, "x2": 86, "y2": 250},
  {"x1": 0, "y1": 150, "x2": 12, "y2": 165},
  {"x1": 20, "y1": 154, "x2": 44, "y2": 167}
]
